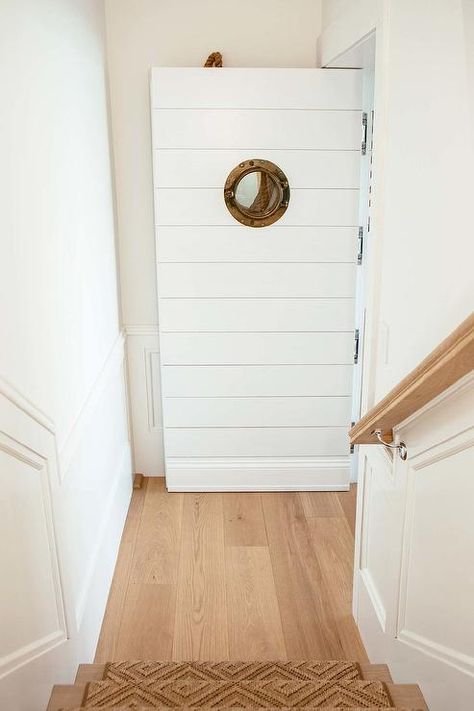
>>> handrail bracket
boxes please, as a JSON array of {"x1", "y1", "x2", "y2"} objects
[{"x1": 373, "y1": 429, "x2": 408, "y2": 461}]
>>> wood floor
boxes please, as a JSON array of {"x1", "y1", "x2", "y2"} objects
[{"x1": 95, "y1": 479, "x2": 367, "y2": 663}]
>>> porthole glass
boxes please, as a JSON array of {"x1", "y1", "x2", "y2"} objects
[{"x1": 224, "y1": 159, "x2": 290, "y2": 227}]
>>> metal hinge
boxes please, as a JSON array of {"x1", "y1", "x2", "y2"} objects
[
  {"x1": 353, "y1": 329, "x2": 360, "y2": 364},
  {"x1": 361, "y1": 112, "x2": 368, "y2": 155},
  {"x1": 357, "y1": 226, "x2": 364, "y2": 265},
  {"x1": 350, "y1": 421, "x2": 355, "y2": 454}
]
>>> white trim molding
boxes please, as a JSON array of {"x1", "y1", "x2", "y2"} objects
[
  {"x1": 395, "y1": 424, "x2": 474, "y2": 677},
  {"x1": 396, "y1": 630, "x2": 474, "y2": 678},
  {"x1": 74, "y1": 441, "x2": 133, "y2": 629},
  {"x1": 0, "y1": 403, "x2": 68, "y2": 681},
  {"x1": 165, "y1": 456, "x2": 350, "y2": 491},
  {"x1": 0, "y1": 374, "x2": 55, "y2": 434},
  {"x1": 58, "y1": 332, "x2": 126, "y2": 478},
  {"x1": 359, "y1": 568, "x2": 387, "y2": 633},
  {"x1": 124, "y1": 324, "x2": 159, "y2": 337},
  {"x1": 124, "y1": 333, "x2": 164, "y2": 477},
  {"x1": 0, "y1": 328, "x2": 133, "y2": 699},
  {"x1": 0, "y1": 433, "x2": 68, "y2": 679}
]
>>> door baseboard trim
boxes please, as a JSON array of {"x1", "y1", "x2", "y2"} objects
[
  {"x1": 165, "y1": 456, "x2": 350, "y2": 491},
  {"x1": 167, "y1": 485, "x2": 351, "y2": 492}
]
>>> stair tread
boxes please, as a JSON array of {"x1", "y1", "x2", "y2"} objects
[
  {"x1": 386, "y1": 684, "x2": 429, "y2": 711},
  {"x1": 65, "y1": 707, "x2": 417, "y2": 711},
  {"x1": 103, "y1": 661, "x2": 362, "y2": 684},
  {"x1": 76, "y1": 664, "x2": 107, "y2": 684},
  {"x1": 358, "y1": 665, "x2": 393, "y2": 683},
  {"x1": 47, "y1": 662, "x2": 428, "y2": 711},
  {"x1": 74, "y1": 663, "x2": 394, "y2": 685},
  {"x1": 45, "y1": 683, "x2": 86, "y2": 711},
  {"x1": 83, "y1": 679, "x2": 391, "y2": 709}
]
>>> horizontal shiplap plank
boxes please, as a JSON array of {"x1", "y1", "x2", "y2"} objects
[
  {"x1": 163, "y1": 396, "x2": 351, "y2": 428},
  {"x1": 161, "y1": 365, "x2": 354, "y2": 397},
  {"x1": 159, "y1": 298, "x2": 355, "y2": 332},
  {"x1": 153, "y1": 150, "x2": 360, "y2": 189},
  {"x1": 164, "y1": 427, "x2": 349, "y2": 457},
  {"x1": 154, "y1": 188, "x2": 358, "y2": 227},
  {"x1": 157, "y1": 263, "x2": 356, "y2": 298},
  {"x1": 156, "y1": 227, "x2": 358, "y2": 263},
  {"x1": 151, "y1": 68, "x2": 362, "y2": 110},
  {"x1": 152, "y1": 110, "x2": 361, "y2": 150},
  {"x1": 160, "y1": 332, "x2": 354, "y2": 365}
]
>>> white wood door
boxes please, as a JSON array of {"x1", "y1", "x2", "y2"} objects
[
  {"x1": 354, "y1": 373, "x2": 474, "y2": 711},
  {"x1": 151, "y1": 68, "x2": 363, "y2": 491}
]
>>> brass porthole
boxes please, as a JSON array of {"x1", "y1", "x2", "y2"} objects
[{"x1": 223, "y1": 159, "x2": 290, "y2": 228}]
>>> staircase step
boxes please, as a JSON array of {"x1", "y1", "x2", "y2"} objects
[
  {"x1": 73, "y1": 662, "x2": 396, "y2": 687},
  {"x1": 46, "y1": 683, "x2": 86, "y2": 711},
  {"x1": 386, "y1": 684, "x2": 429, "y2": 711},
  {"x1": 82, "y1": 679, "x2": 391, "y2": 709},
  {"x1": 359, "y1": 666, "x2": 393, "y2": 684},
  {"x1": 47, "y1": 663, "x2": 429, "y2": 711},
  {"x1": 65, "y1": 707, "x2": 412, "y2": 711},
  {"x1": 102, "y1": 661, "x2": 362, "y2": 685},
  {"x1": 76, "y1": 664, "x2": 107, "y2": 684}
]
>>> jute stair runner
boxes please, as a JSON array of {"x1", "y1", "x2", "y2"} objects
[
  {"x1": 83, "y1": 679, "x2": 391, "y2": 708},
  {"x1": 76, "y1": 661, "x2": 398, "y2": 710},
  {"x1": 103, "y1": 662, "x2": 362, "y2": 685}
]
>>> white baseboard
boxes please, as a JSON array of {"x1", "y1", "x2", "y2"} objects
[
  {"x1": 75, "y1": 442, "x2": 132, "y2": 660},
  {"x1": 165, "y1": 456, "x2": 350, "y2": 491},
  {"x1": 74, "y1": 442, "x2": 132, "y2": 630}
]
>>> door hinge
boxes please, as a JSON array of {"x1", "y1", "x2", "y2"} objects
[
  {"x1": 357, "y1": 226, "x2": 364, "y2": 265},
  {"x1": 361, "y1": 112, "x2": 368, "y2": 155},
  {"x1": 353, "y1": 329, "x2": 360, "y2": 365},
  {"x1": 350, "y1": 421, "x2": 355, "y2": 454}
]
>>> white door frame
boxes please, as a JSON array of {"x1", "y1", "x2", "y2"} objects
[{"x1": 323, "y1": 33, "x2": 377, "y2": 482}]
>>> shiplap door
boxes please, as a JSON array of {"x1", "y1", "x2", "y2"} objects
[{"x1": 151, "y1": 68, "x2": 362, "y2": 491}]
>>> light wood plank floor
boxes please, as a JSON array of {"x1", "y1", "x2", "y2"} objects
[{"x1": 95, "y1": 480, "x2": 367, "y2": 663}]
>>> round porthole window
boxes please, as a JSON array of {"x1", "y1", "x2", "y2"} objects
[{"x1": 224, "y1": 159, "x2": 290, "y2": 227}]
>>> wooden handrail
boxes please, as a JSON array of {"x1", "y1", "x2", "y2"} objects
[{"x1": 350, "y1": 312, "x2": 474, "y2": 445}]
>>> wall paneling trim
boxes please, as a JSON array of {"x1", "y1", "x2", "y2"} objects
[
  {"x1": 0, "y1": 338, "x2": 132, "y2": 708},
  {"x1": 353, "y1": 372, "x2": 474, "y2": 711}
]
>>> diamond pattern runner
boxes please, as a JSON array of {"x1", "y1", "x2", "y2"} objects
[
  {"x1": 103, "y1": 662, "x2": 361, "y2": 685},
  {"x1": 72, "y1": 707, "x2": 409, "y2": 711},
  {"x1": 84, "y1": 679, "x2": 391, "y2": 708}
]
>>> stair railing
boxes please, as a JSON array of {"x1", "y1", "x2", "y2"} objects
[{"x1": 349, "y1": 312, "x2": 474, "y2": 459}]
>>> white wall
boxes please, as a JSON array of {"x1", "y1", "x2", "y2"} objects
[
  {"x1": 0, "y1": 2, "x2": 132, "y2": 708},
  {"x1": 321, "y1": 0, "x2": 352, "y2": 28},
  {"x1": 319, "y1": 3, "x2": 474, "y2": 709},
  {"x1": 319, "y1": 0, "x2": 474, "y2": 406},
  {"x1": 104, "y1": 0, "x2": 322, "y2": 475},
  {"x1": 372, "y1": 0, "x2": 473, "y2": 401},
  {"x1": 463, "y1": 0, "x2": 474, "y2": 121}
]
